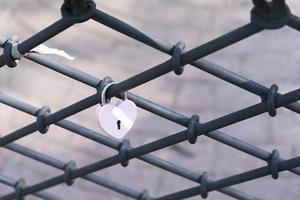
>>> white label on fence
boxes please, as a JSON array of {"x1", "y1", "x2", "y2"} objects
[
  {"x1": 96, "y1": 99, "x2": 137, "y2": 139},
  {"x1": 32, "y1": 44, "x2": 75, "y2": 60}
]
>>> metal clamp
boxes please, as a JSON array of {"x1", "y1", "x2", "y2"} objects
[
  {"x1": 171, "y1": 41, "x2": 186, "y2": 75},
  {"x1": 187, "y1": 115, "x2": 200, "y2": 144},
  {"x1": 36, "y1": 106, "x2": 51, "y2": 134},
  {"x1": 269, "y1": 149, "x2": 280, "y2": 179},
  {"x1": 251, "y1": 0, "x2": 291, "y2": 29},
  {"x1": 200, "y1": 171, "x2": 208, "y2": 199},
  {"x1": 64, "y1": 160, "x2": 77, "y2": 186},
  {"x1": 119, "y1": 139, "x2": 130, "y2": 167},
  {"x1": 14, "y1": 178, "x2": 26, "y2": 200}
]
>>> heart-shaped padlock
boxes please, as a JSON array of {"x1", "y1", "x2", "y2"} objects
[
  {"x1": 96, "y1": 99, "x2": 137, "y2": 139},
  {"x1": 96, "y1": 81, "x2": 137, "y2": 139}
]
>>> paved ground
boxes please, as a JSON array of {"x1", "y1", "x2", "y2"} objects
[{"x1": 1, "y1": 0, "x2": 300, "y2": 199}]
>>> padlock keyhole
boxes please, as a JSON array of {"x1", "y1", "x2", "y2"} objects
[{"x1": 117, "y1": 120, "x2": 121, "y2": 130}]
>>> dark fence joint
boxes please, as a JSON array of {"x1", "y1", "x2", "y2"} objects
[
  {"x1": 171, "y1": 41, "x2": 186, "y2": 75},
  {"x1": 61, "y1": 0, "x2": 96, "y2": 23},
  {"x1": 263, "y1": 84, "x2": 279, "y2": 117},
  {"x1": 119, "y1": 139, "x2": 130, "y2": 167},
  {"x1": 36, "y1": 106, "x2": 51, "y2": 134},
  {"x1": 97, "y1": 76, "x2": 115, "y2": 105},
  {"x1": 200, "y1": 171, "x2": 208, "y2": 199},
  {"x1": 269, "y1": 149, "x2": 280, "y2": 179},
  {"x1": 187, "y1": 115, "x2": 200, "y2": 144},
  {"x1": 251, "y1": 0, "x2": 291, "y2": 29},
  {"x1": 2, "y1": 40, "x2": 20, "y2": 68},
  {"x1": 64, "y1": 160, "x2": 77, "y2": 186},
  {"x1": 139, "y1": 190, "x2": 150, "y2": 200},
  {"x1": 14, "y1": 178, "x2": 26, "y2": 200}
]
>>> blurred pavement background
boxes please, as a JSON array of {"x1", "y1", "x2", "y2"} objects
[{"x1": 1, "y1": 0, "x2": 300, "y2": 199}]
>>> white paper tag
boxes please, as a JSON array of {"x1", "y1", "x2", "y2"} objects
[
  {"x1": 31, "y1": 44, "x2": 74, "y2": 60},
  {"x1": 96, "y1": 99, "x2": 137, "y2": 139}
]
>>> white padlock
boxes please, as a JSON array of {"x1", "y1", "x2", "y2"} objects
[{"x1": 96, "y1": 82, "x2": 137, "y2": 139}]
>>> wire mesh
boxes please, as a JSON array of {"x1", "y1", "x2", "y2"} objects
[{"x1": 1, "y1": 0, "x2": 300, "y2": 199}]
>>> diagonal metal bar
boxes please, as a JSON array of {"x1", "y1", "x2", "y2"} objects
[
  {"x1": 1, "y1": 87, "x2": 300, "y2": 199},
  {"x1": 0, "y1": 94, "x2": 98, "y2": 147},
  {"x1": 3, "y1": 142, "x2": 145, "y2": 199},
  {"x1": 103, "y1": 24, "x2": 261, "y2": 99},
  {"x1": 0, "y1": 18, "x2": 75, "y2": 68},
  {"x1": 22, "y1": 53, "x2": 300, "y2": 176},
  {"x1": 154, "y1": 155, "x2": 300, "y2": 200},
  {"x1": 0, "y1": 93, "x2": 258, "y2": 200},
  {"x1": 287, "y1": 14, "x2": 300, "y2": 31},
  {"x1": 0, "y1": 22, "x2": 268, "y2": 147},
  {"x1": 0, "y1": 175, "x2": 63, "y2": 200},
  {"x1": 90, "y1": 9, "x2": 300, "y2": 114}
]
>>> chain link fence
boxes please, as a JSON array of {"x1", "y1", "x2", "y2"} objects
[{"x1": 1, "y1": 0, "x2": 300, "y2": 199}]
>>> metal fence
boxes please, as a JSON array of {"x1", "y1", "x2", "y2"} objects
[{"x1": 1, "y1": 0, "x2": 300, "y2": 199}]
